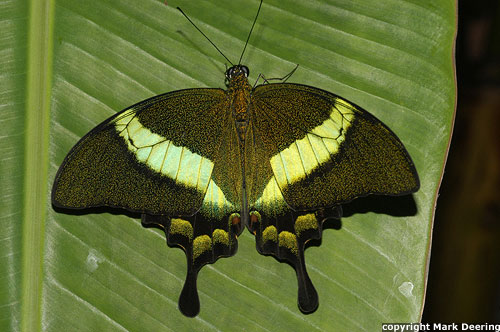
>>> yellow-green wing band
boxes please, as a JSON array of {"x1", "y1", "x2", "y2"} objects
[{"x1": 115, "y1": 112, "x2": 214, "y2": 193}]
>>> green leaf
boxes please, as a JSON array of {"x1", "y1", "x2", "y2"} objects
[{"x1": 1, "y1": 0, "x2": 456, "y2": 331}]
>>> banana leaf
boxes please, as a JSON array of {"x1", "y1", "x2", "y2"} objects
[{"x1": 0, "y1": 0, "x2": 456, "y2": 331}]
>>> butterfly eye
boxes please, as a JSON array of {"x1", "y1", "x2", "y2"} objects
[
  {"x1": 241, "y1": 66, "x2": 249, "y2": 77},
  {"x1": 226, "y1": 66, "x2": 249, "y2": 80},
  {"x1": 225, "y1": 67, "x2": 234, "y2": 79}
]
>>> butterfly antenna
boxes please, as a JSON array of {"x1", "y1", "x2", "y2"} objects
[
  {"x1": 238, "y1": 0, "x2": 263, "y2": 65},
  {"x1": 177, "y1": 7, "x2": 234, "y2": 66}
]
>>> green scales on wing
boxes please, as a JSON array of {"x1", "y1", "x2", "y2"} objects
[{"x1": 52, "y1": 65, "x2": 419, "y2": 317}]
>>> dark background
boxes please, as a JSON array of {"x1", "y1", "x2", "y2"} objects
[{"x1": 422, "y1": 0, "x2": 500, "y2": 323}]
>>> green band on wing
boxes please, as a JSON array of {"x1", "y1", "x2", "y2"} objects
[
  {"x1": 201, "y1": 180, "x2": 235, "y2": 218},
  {"x1": 193, "y1": 235, "x2": 212, "y2": 260},
  {"x1": 115, "y1": 112, "x2": 214, "y2": 192},
  {"x1": 169, "y1": 218, "x2": 194, "y2": 241},
  {"x1": 294, "y1": 214, "x2": 318, "y2": 237},
  {"x1": 278, "y1": 231, "x2": 298, "y2": 255},
  {"x1": 270, "y1": 100, "x2": 355, "y2": 188},
  {"x1": 253, "y1": 177, "x2": 287, "y2": 216}
]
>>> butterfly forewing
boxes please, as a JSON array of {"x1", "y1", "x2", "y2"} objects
[
  {"x1": 52, "y1": 88, "x2": 237, "y2": 217},
  {"x1": 249, "y1": 83, "x2": 419, "y2": 211}
]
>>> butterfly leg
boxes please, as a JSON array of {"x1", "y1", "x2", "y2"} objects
[
  {"x1": 252, "y1": 64, "x2": 300, "y2": 88},
  {"x1": 142, "y1": 213, "x2": 240, "y2": 317}
]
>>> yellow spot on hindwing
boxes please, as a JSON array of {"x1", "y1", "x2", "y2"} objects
[
  {"x1": 169, "y1": 218, "x2": 193, "y2": 240},
  {"x1": 193, "y1": 235, "x2": 212, "y2": 260},
  {"x1": 294, "y1": 214, "x2": 318, "y2": 237},
  {"x1": 278, "y1": 231, "x2": 298, "y2": 255},
  {"x1": 115, "y1": 112, "x2": 214, "y2": 192},
  {"x1": 212, "y1": 229, "x2": 229, "y2": 245},
  {"x1": 262, "y1": 226, "x2": 278, "y2": 243},
  {"x1": 270, "y1": 100, "x2": 355, "y2": 188}
]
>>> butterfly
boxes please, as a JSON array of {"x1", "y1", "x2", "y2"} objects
[{"x1": 52, "y1": 1, "x2": 419, "y2": 317}]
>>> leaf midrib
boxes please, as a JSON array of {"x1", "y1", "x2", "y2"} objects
[{"x1": 21, "y1": 0, "x2": 54, "y2": 331}]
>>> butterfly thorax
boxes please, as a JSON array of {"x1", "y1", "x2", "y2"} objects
[{"x1": 225, "y1": 65, "x2": 252, "y2": 143}]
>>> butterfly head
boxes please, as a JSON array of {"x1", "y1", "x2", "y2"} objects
[{"x1": 225, "y1": 65, "x2": 250, "y2": 87}]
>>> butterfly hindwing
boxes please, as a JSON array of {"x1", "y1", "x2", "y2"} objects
[{"x1": 142, "y1": 211, "x2": 240, "y2": 317}]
